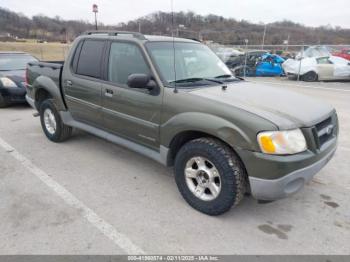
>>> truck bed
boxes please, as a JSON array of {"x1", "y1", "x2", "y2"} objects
[
  {"x1": 27, "y1": 61, "x2": 64, "y2": 90},
  {"x1": 26, "y1": 61, "x2": 66, "y2": 110},
  {"x1": 28, "y1": 61, "x2": 64, "y2": 84}
]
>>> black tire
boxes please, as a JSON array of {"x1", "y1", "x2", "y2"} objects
[
  {"x1": 0, "y1": 94, "x2": 9, "y2": 108},
  {"x1": 287, "y1": 74, "x2": 297, "y2": 80},
  {"x1": 39, "y1": 99, "x2": 72, "y2": 142},
  {"x1": 174, "y1": 137, "x2": 247, "y2": 216},
  {"x1": 233, "y1": 66, "x2": 244, "y2": 77},
  {"x1": 302, "y1": 71, "x2": 318, "y2": 82}
]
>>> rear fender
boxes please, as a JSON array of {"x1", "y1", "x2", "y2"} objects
[{"x1": 32, "y1": 75, "x2": 66, "y2": 111}]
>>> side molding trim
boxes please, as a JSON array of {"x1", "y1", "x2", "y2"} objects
[{"x1": 59, "y1": 111, "x2": 169, "y2": 166}]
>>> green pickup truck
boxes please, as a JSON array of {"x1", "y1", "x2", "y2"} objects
[{"x1": 26, "y1": 31, "x2": 338, "y2": 215}]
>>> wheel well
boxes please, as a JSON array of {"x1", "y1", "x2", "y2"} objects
[
  {"x1": 168, "y1": 131, "x2": 228, "y2": 166},
  {"x1": 35, "y1": 88, "x2": 52, "y2": 109},
  {"x1": 167, "y1": 130, "x2": 250, "y2": 193},
  {"x1": 302, "y1": 71, "x2": 318, "y2": 81}
]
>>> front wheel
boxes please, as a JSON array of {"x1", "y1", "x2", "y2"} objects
[
  {"x1": 302, "y1": 71, "x2": 318, "y2": 82},
  {"x1": 39, "y1": 99, "x2": 72, "y2": 142},
  {"x1": 174, "y1": 138, "x2": 247, "y2": 215}
]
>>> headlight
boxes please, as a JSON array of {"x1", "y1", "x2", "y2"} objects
[
  {"x1": 0, "y1": 77, "x2": 17, "y2": 88},
  {"x1": 257, "y1": 129, "x2": 307, "y2": 155}
]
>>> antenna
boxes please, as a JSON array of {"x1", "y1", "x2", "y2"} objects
[{"x1": 171, "y1": 0, "x2": 178, "y2": 93}]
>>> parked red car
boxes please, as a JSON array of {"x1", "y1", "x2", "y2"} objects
[{"x1": 333, "y1": 48, "x2": 350, "y2": 61}]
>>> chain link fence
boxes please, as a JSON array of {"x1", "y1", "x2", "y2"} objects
[
  {"x1": 1, "y1": 40, "x2": 349, "y2": 62},
  {"x1": 208, "y1": 43, "x2": 350, "y2": 59},
  {"x1": 0, "y1": 41, "x2": 70, "y2": 61},
  {"x1": 207, "y1": 43, "x2": 350, "y2": 80},
  {"x1": 0, "y1": 40, "x2": 349, "y2": 82}
]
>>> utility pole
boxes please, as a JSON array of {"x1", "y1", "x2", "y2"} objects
[
  {"x1": 243, "y1": 39, "x2": 249, "y2": 78},
  {"x1": 261, "y1": 24, "x2": 267, "y2": 50},
  {"x1": 92, "y1": 4, "x2": 98, "y2": 30},
  {"x1": 285, "y1": 34, "x2": 290, "y2": 51},
  {"x1": 139, "y1": 21, "x2": 141, "y2": 33},
  {"x1": 297, "y1": 44, "x2": 304, "y2": 82}
]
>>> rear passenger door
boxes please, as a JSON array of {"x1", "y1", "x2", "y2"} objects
[
  {"x1": 100, "y1": 41, "x2": 162, "y2": 149},
  {"x1": 63, "y1": 39, "x2": 106, "y2": 126}
]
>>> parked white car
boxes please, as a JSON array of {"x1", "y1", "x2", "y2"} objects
[{"x1": 282, "y1": 56, "x2": 350, "y2": 81}]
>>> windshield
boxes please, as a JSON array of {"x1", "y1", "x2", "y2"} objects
[
  {"x1": 296, "y1": 46, "x2": 331, "y2": 59},
  {"x1": 146, "y1": 42, "x2": 235, "y2": 87},
  {"x1": 0, "y1": 54, "x2": 37, "y2": 71}
]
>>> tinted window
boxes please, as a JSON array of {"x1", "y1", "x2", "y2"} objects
[
  {"x1": 317, "y1": 57, "x2": 332, "y2": 64},
  {"x1": 76, "y1": 40, "x2": 105, "y2": 78},
  {"x1": 108, "y1": 42, "x2": 150, "y2": 85}
]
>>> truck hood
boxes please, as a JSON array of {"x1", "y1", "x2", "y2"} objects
[{"x1": 190, "y1": 81, "x2": 334, "y2": 129}]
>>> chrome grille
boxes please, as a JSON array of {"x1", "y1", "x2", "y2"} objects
[{"x1": 314, "y1": 115, "x2": 336, "y2": 148}]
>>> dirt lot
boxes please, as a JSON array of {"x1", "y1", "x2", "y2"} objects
[
  {"x1": 0, "y1": 77, "x2": 349, "y2": 254},
  {"x1": 0, "y1": 41, "x2": 69, "y2": 60}
]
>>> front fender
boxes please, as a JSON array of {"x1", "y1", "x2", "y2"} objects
[
  {"x1": 161, "y1": 112, "x2": 255, "y2": 151},
  {"x1": 32, "y1": 75, "x2": 66, "y2": 111}
]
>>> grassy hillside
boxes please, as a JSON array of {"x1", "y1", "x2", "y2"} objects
[{"x1": 1, "y1": 7, "x2": 350, "y2": 45}]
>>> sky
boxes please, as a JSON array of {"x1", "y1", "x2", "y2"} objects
[{"x1": 0, "y1": 0, "x2": 349, "y2": 28}]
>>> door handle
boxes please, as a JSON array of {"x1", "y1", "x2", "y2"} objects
[
  {"x1": 66, "y1": 80, "x2": 73, "y2": 87},
  {"x1": 105, "y1": 89, "x2": 114, "y2": 97}
]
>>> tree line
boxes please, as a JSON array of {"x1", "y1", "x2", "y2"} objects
[{"x1": 1, "y1": 7, "x2": 350, "y2": 45}]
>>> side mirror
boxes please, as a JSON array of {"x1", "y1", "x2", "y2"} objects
[{"x1": 127, "y1": 74, "x2": 154, "y2": 89}]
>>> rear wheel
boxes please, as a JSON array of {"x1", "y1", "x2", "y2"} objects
[
  {"x1": 302, "y1": 71, "x2": 318, "y2": 82},
  {"x1": 0, "y1": 94, "x2": 9, "y2": 108},
  {"x1": 174, "y1": 137, "x2": 247, "y2": 216},
  {"x1": 233, "y1": 66, "x2": 245, "y2": 77},
  {"x1": 287, "y1": 74, "x2": 297, "y2": 80},
  {"x1": 233, "y1": 66, "x2": 253, "y2": 77},
  {"x1": 39, "y1": 99, "x2": 72, "y2": 142}
]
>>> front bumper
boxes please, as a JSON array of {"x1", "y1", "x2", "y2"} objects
[
  {"x1": 0, "y1": 87, "x2": 26, "y2": 103},
  {"x1": 248, "y1": 146, "x2": 336, "y2": 200},
  {"x1": 236, "y1": 129, "x2": 337, "y2": 201}
]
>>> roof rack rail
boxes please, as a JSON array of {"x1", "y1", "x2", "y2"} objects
[{"x1": 83, "y1": 31, "x2": 147, "y2": 40}]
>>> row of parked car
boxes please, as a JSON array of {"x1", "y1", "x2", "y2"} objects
[{"x1": 217, "y1": 46, "x2": 350, "y2": 82}]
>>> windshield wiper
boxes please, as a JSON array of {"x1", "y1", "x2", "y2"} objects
[
  {"x1": 169, "y1": 77, "x2": 223, "y2": 85},
  {"x1": 214, "y1": 74, "x2": 233, "y2": 79},
  {"x1": 214, "y1": 74, "x2": 242, "y2": 81}
]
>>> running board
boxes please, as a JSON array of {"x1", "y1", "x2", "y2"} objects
[{"x1": 59, "y1": 111, "x2": 169, "y2": 166}]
